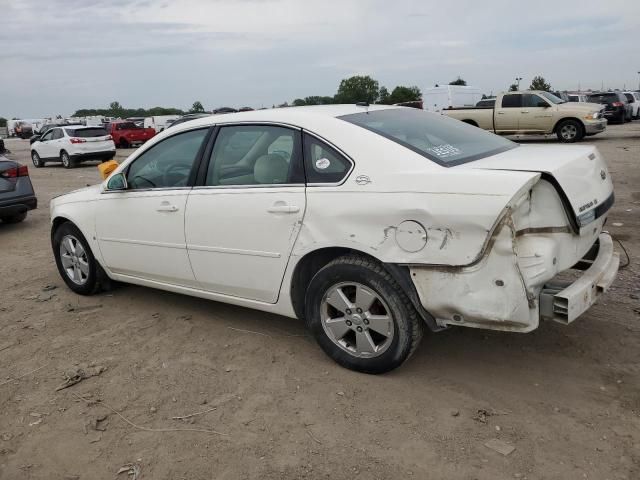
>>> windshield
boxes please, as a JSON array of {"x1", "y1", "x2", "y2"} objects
[
  {"x1": 539, "y1": 91, "x2": 565, "y2": 104},
  {"x1": 339, "y1": 108, "x2": 517, "y2": 166}
]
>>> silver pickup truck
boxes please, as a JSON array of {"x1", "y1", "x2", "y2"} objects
[{"x1": 443, "y1": 90, "x2": 607, "y2": 142}]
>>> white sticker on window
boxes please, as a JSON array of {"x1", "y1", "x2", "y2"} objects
[
  {"x1": 315, "y1": 158, "x2": 331, "y2": 169},
  {"x1": 427, "y1": 144, "x2": 461, "y2": 158}
]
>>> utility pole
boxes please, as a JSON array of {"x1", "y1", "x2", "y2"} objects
[{"x1": 637, "y1": 71, "x2": 640, "y2": 90}]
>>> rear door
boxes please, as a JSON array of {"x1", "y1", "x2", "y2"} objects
[
  {"x1": 519, "y1": 94, "x2": 554, "y2": 132},
  {"x1": 494, "y1": 94, "x2": 522, "y2": 133},
  {"x1": 185, "y1": 124, "x2": 306, "y2": 302}
]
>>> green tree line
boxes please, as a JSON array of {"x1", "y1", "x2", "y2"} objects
[{"x1": 72, "y1": 101, "x2": 186, "y2": 118}]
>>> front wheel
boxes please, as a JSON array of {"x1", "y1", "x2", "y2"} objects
[
  {"x1": 556, "y1": 120, "x2": 584, "y2": 143},
  {"x1": 305, "y1": 255, "x2": 423, "y2": 374},
  {"x1": 52, "y1": 222, "x2": 102, "y2": 295}
]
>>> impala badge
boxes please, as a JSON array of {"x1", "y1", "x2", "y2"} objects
[{"x1": 355, "y1": 175, "x2": 371, "y2": 185}]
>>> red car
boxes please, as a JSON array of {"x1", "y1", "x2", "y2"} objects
[{"x1": 104, "y1": 121, "x2": 155, "y2": 148}]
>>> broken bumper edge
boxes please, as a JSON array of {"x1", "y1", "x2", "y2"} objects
[{"x1": 540, "y1": 233, "x2": 619, "y2": 324}]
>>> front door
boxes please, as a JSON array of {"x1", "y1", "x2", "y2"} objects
[
  {"x1": 37, "y1": 129, "x2": 56, "y2": 158},
  {"x1": 494, "y1": 93, "x2": 522, "y2": 133},
  {"x1": 185, "y1": 124, "x2": 306, "y2": 303},
  {"x1": 519, "y1": 94, "x2": 553, "y2": 132},
  {"x1": 95, "y1": 127, "x2": 209, "y2": 286}
]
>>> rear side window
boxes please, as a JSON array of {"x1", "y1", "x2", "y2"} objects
[
  {"x1": 303, "y1": 134, "x2": 352, "y2": 184},
  {"x1": 624, "y1": 93, "x2": 634, "y2": 102},
  {"x1": 52, "y1": 129, "x2": 64, "y2": 140},
  {"x1": 501, "y1": 94, "x2": 522, "y2": 108},
  {"x1": 65, "y1": 128, "x2": 108, "y2": 137},
  {"x1": 205, "y1": 125, "x2": 303, "y2": 186}
]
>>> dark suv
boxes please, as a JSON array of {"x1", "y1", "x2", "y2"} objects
[{"x1": 588, "y1": 92, "x2": 631, "y2": 124}]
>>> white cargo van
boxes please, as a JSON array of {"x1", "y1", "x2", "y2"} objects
[{"x1": 423, "y1": 85, "x2": 483, "y2": 113}]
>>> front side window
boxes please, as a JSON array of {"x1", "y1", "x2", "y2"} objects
[
  {"x1": 52, "y1": 128, "x2": 64, "y2": 140},
  {"x1": 523, "y1": 94, "x2": 549, "y2": 108},
  {"x1": 501, "y1": 94, "x2": 522, "y2": 108},
  {"x1": 41, "y1": 130, "x2": 54, "y2": 141},
  {"x1": 339, "y1": 108, "x2": 517, "y2": 167},
  {"x1": 126, "y1": 128, "x2": 208, "y2": 189},
  {"x1": 303, "y1": 134, "x2": 352, "y2": 184},
  {"x1": 205, "y1": 125, "x2": 302, "y2": 186}
]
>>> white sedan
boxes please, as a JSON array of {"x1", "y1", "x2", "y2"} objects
[{"x1": 50, "y1": 105, "x2": 619, "y2": 373}]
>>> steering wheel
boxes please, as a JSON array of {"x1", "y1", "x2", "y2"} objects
[
  {"x1": 270, "y1": 150, "x2": 290, "y2": 160},
  {"x1": 163, "y1": 163, "x2": 190, "y2": 187},
  {"x1": 131, "y1": 175, "x2": 156, "y2": 188}
]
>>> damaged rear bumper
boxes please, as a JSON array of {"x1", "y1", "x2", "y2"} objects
[{"x1": 539, "y1": 233, "x2": 619, "y2": 324}]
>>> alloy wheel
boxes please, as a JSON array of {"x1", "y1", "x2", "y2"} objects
[
  {"x1": 59, "y1": 235, "x2": 90, "y2": 285},
  {"x1": 320, "y1": 282, "x2": 394, "y2": 358},
  {"x1": 560, "y1": 124, "x2": 577, "y2": 140}
]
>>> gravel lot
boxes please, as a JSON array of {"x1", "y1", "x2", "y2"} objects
[{"x1": 1, "y1": 124, "x2": 638, "y2": 480}]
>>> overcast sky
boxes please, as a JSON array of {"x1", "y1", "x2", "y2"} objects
[{"x1": 1, "y1": 0, "x2": 639, "y2": 118}]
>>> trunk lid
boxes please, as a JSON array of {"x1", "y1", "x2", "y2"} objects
[{"x1": 459, "y1": 144, "x2": 614, "y2": 228}]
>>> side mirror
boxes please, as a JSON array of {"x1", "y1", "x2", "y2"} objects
[{"x1": 106, "y1": 172, "x2": 128, "y2": 191}]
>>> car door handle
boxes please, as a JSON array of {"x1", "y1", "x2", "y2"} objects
[
  {"x1": 521, "y1": 110, "x2": 530, "y2": 113},
  {"x1": 268, "y1": 203, "x2": 300, "y2": 214},
  {"x1": 497, "y1": 111, "x2": 505, "y2": 115},
  {"x1": 157, "y1": 202, "x2": 179, "y2": 212}
]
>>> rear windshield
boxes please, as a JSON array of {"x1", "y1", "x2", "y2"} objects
[
  {"x1": 65, "y1": 127, "x2": 108, "y2": 137},
  {"x1": 339, "y1": 108, "x2": 517, "y2": 166},
  {"x1": 117, "y1": 122, "x2": 140, "y2": 130},
  {"x1": 589, "y1": 93, "x2": 618, "y2": 103}
]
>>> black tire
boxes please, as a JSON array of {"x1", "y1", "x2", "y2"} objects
[
  {"x1": 304, "y1": 255, "x2": 424, "y2": 374},
  {"x1": 556, "y1": 119, "x2": 584, "y2": 143},
  {"x1": 462, "y1": 120, "x2": 479, "y2": 127},
  {"x1": 119, "y1": 139, "x2": 129, "y2": 149},
  {"x1": 1, "y1": 212, "x2": 27, "y2": 224},
  {"x1": 31, "y1": 150, "x2": 44, "y2": 168},
  {"x1": 60, "y1": 150, "x2": 74, "y2": 169},
  {"x1": 52, "y1": 222, "x2": 108, "y2": 295},
  {"x1": 618, "y1": 112, "x2": 626, "y2": 124}
]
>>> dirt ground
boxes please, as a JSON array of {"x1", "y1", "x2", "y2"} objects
[{"x1": 0, "y1": 124, "x2": 638, "y2": 480}]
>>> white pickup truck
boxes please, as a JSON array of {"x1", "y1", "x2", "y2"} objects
[{"x1": 443, "y1": 90, "x2": 607, "y2": 142}]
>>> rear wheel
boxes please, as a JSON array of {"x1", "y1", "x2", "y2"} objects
[
  {"x1": 1, "y1": 212, "x2": 27, "y2": 224},
  {"x1": 31, "y1": 150, "x2": 44, "y2": 168},
  {"x1": 60, "y1": 150, "x2": 74, "y2": 169},
  {"x1": 305, "y1": 255, "x2": 423, "y2": 374},
  {"x1": 556, "y1": 120, "x2": 584, "y2": 143},
  {"x1": 119, "y1": 139, "x2": 129, "y2": 149}
]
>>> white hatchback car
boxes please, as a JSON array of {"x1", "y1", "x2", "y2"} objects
[
  {"x1": 31, "y1": 125, "x2": 116, "y2": 169},
  {"x1": 50, "y1": 105, "x2": 619, "y2": 373}
]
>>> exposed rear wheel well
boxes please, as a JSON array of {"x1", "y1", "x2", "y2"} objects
[
  {"x1": 289, "y1": 247, "x2": 441, "y2": 331},
  {"x1": 462, "y1": 119, "x2": 478, "y2": 127}
]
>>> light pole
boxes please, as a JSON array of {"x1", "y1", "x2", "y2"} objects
[
  {"x1": 516, "y1": 77, "x2": 523, "y2": 90},
  {"x1": 637, "y1": 71, "x2": 640, "y2": 91}
]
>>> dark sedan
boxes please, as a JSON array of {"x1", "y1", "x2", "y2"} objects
[{"x1": 0, "y1": 140, "x2": 37, "y2": 224}]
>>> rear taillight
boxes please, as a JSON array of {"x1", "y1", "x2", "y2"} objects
[
  {"x1": 612, "y1": 101, "x2": 624, "y2": 107},
  {"x1": 0, "y1": 165, "x2": 28, "y2": 178},
  {"x1": 70, "y1": 137, "x2": 86, "y2": 144}
]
